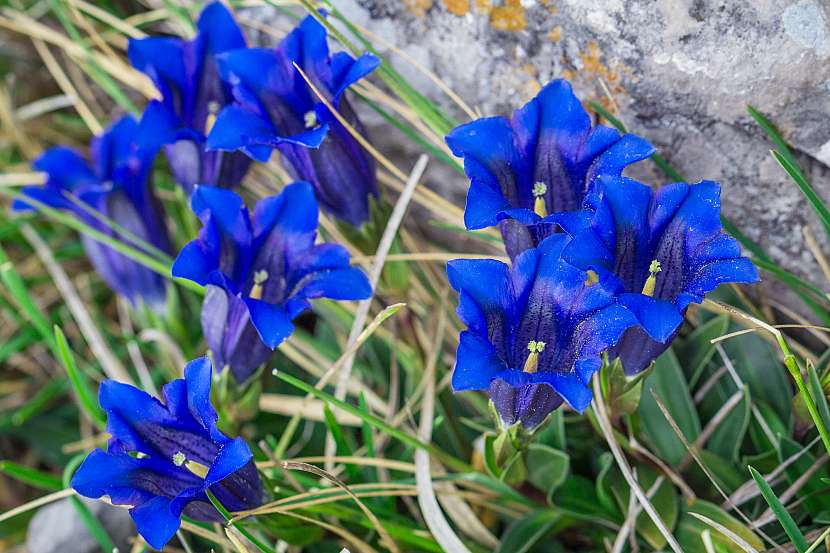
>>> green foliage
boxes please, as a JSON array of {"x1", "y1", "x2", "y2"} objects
[{"x1": 1, "y1": 2, "x2": 828, "y2": 552}]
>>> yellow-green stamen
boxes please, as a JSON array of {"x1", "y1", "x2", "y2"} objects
[
  {"x1": 304, "y1": 110, "x2": 317, "y2": 129},
  {"x1": 641, "y1": 259, "x2": 662, "y2": 297},
  {"x1": 523, "y1": 340, "x2": 546, "y2": 374},
  {"x1": 205, "y1": 101, "x2": 220, "y2": 135},
  {"x1": 532, "y1": 182, "x2": 548, "y2": 218},
  {"x1": 185, "y1": 460, "x2": 209, "y2": 479},
  {"x1": 585, "y1": 270, "x2": 599, "y2": 286},
  {"x1": 249, "y1": 270, "x2": 269, "y2": 300},
  {"x1": 172, "y1": 451, "x2": 185, "y2": 466}
]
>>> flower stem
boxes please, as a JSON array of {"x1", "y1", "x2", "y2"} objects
[
  {"x1": 205, "y1": 489, "x2": 274, "y2": 553},
  {"x1": 776, "y1": 334, "x2": 830, "y2": 456}
]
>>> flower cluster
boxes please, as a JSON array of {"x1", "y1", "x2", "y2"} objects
[
  {"x1": 71, "y1": 357, "x2": 264, "y2": 550},
  {"x1": 22, "y1": 7, "x2": 377, "y2": 543},
  {"x1": 16, "y1": 2, "x2": 375, "y2": 364},
  {"x1": 172, "y1": 182, "x2": 372, "y2": 382},
  {"x1": 14, "y1": 115, "x2": 171, "y2": 309},
  {"x1": 447, "y1": 80, "x2": 759, "y2": 427}
]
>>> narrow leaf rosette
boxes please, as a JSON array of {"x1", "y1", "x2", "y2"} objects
[
  {"x1": 71, "y1": 356, "x2": 264, "y2": 550},
  {"x1": 561, "y1": 177, "x2": 760, "y2": 375},
  {"x1": 13, "y1": 115, "x2": 170, "y2": 309},
  {"x1": 448, "y1": 234, "x2": 637, "y2": 428},
  {"x1": 172, "y1": 182, "x2": 372, "y2": 382},
  {"x1": 445, "y1": 79, "x2": 654, "y2": 259},
  {"x1": 129, "y1": 2, "x2": 252, "y2": 193},
  {"x1": 206, "y1": 14, "x2": 380, "y2": 226}
]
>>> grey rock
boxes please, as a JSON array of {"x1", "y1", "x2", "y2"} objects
[
  {"x1": 252, "y1": 1, "x2": 830, "y2": 307},
  {"x1": 26, "y1": 497, "x2": 133, "y2": 553}
]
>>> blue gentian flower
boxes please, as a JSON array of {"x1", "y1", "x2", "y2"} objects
[
  {"x1": 13, "y1": 115, "x2": 170, "y2": 309},
  {"x1": 71, "y1": 356, "x2": 263, "y2": 550},
  {"x1": 561, "y1": 177, "x2": 760, "y2": 375},
  {"x1": 129, "y1": 2, "x2": 252, "y2": 193},
  {"x1": 172, "y1": 182, "x2": 372, "y2": 382},
  {"x1": 448, "y1": 234, "x2": 637, "y2": 427},
  {"x1": 445, "y1": 79, "x2": 654, "y2": 259},
  {"x1": 206, "y1": 14, "x2": 380, "y2": 226}
]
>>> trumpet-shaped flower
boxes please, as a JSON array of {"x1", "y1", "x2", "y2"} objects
[
  {"x1": 129, "y1": 2, "x2": 252, "y2": 193},
  {"x1": 71, "y1": 357, "x2": 263, "y2": 550},
  {"x1": 206, "y1": 14, "x2": 380, "y2": 226},
  {"x1": 445, "y1": 79, "x2": 654, "y2": 259},
  {"x1": 448, "y1": 234, "x2": 637, "y2": 427},
  {"x1": 561, "y1": 177, "x2": 759, "y2": 375},
  {"x1": 13, "y1": 115, "x2": 170, "y2": 309},
  {"x1": 172, "y1": 182, "x2": 372, "y2": 382}
]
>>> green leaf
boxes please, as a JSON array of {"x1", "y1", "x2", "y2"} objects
[
  {"x1": 54, "y1": 326, "x2": 106, "y2": 429},
  {"x1": 0, "y1": 461, "x2": 62, "y2": 491},
  {"x1": 748, "y1": 465, "x2": 808, "y2": 552},
  {"x1": 322, "y1": 403, "x2": 360, "y2": 482},
  {"x1": 638, "y1": 349, "x2": 701, "y2": 464},
  {"x1": 274, "y1": 372, "x2": 472, "y2": 473},
  {"x1": 595, "y1": 453, "x2": 621, "y2": 519},
  {"x1": 677, "y1": 315, "x2": 729, "y2": 386},
  {"x1": 708, "y1": 386, "x2": 751, "y2": 462},
  {"x1": 525, "y1": 444, "x2": 569, "y2": 499},
  {"x1": 720, "y1": 330, "x2": 791, "y2": 424},
  {"x1": 551, "y1": 475, "x2": 603, "y2": 518},
  {"x1": 676, "y1": 500, "x2": 764, "y2": 553},
  {"x1": 777, "y1": 436, "x2": 830, "y2": 517},
  {"x1": 807, "y1": 360, "x2": 830, "y2": 433},
  {"x1": 772, "y1": 150, "x2": 830, "y2": 241},
  {"x1": 609, "y1": 465, "x2": 679, "y2": 550},
  {"x1": 495, "y1": 509, "x2": 560, "y2": 553}
]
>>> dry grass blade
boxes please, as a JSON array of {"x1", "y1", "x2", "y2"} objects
[
  {"x1": 259, "y1": 394, "x2": 363, "y2": 426},
  {"x1": 592, "y1": 375, "x2": 684, "y2": 553},
  {"x1": 30, "y1": 38, "x2": 102, "y2": 133},
  {"x1": 275, "y1": 510, "x2": 380, "y2": 553},
  {"x1": 751, "y1": 454, "x2": 828, "y2": 528},
  {"x1": 611, "y1": 475, "x2": 663, "y2": 553},
  {"x1": 278, "y1": 461, "x2": 399, "y2": 553},
  {"x1": 346, "y1": 21, "x2": 478, "y2": 121},
  {"x1": 291, "y1": 61, "x2": 465, "y2": 225},
  {"x1": 689, "y1": 512, "x2": 760, "y2": 553},
  {"x1": 725, "y1": 436, "x2": 820, "y2": 508},
  {"x1": 0, "y1": 488, "x2": 75, "y2": 523},
  {"x1": 327, "y1": 155, "x2": 428, "y2": 466},
  {"x1": 413, "y1": 302, "x2": 476, "y2": 553},
  {"x1": 21, "y1": 224, "x2": 133, "y2": 384},
  {"x1": 679, "y1": 387, "x2": 745, "y2": 471},
  {"x1": 649, "y1": 389, "x2": 781, "y2": 549},
  {"x1": 0, "y1": 172, "x2": 46, "y2": 186}
]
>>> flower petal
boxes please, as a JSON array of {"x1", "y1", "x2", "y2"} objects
[{"x1": 452, "y1": 332, "x2": 505, "y2": 391}]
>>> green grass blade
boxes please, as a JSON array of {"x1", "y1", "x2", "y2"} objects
[
  {"x1": 11, "y1": 379, "x2": 66, "y2": 426},
  {"x1": 49, "y1": 0, "x2": 139, "y2": 114},
  {"x1": 0, "y1": 243, "x2": 57, "y2": 351},
  {"x1": 771, "y1": 150, "x2": 830, "y2": 241},
  {"x1": 274, "y1": 371, "x2": 472, "y2": 473},
  {"x1": 1, "y1": 190, "x2": 203, "y2": 295},
  {"x1": 54, "y1": 325, "x2": 106, "y2": 429},
  {"x1": 748, "y1": 465, "x2": 808, "y2": 552},
  {"x1": 807, "y1": 360, "x2": 830, "y2": 434},
  {"x1": 0, "y1": 461, "x2": 63, "y2": 491}
]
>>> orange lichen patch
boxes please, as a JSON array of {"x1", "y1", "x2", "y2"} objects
[
  {"x1": 443, "y1": 0, "x2": 469, "y2": 15},
  {"x1": 572, "y1": 41, "x2": 628, "y2": 114},
  {"x1": 490, "y1": 0, "x2": 526, "y2": 32},
  {"x1": 548, "y1": 25, "x2": 562, "y2": 42},
  {"x1": 405, "y1": 0, "x2": 433, "y2": 16},
  {"x1": 474, "y1": 0, "x2": 492, "y2": 13},
  {"x1": 561, "y1": 68, "x2": 575, "y2": 81}
]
